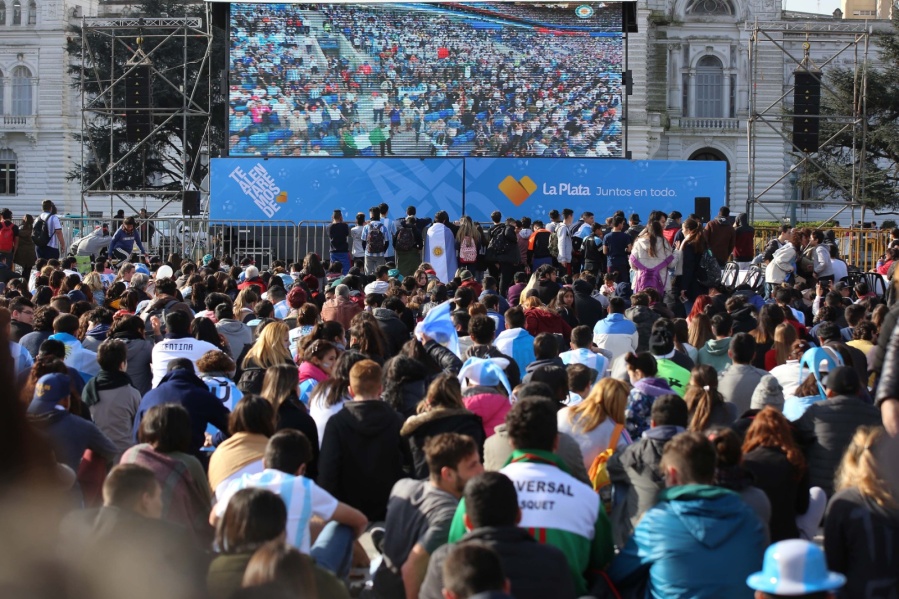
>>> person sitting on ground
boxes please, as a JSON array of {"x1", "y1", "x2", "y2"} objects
[
  {"x1": 373, "y1": 433, "x2": 483, "y2": 599},
  {"x1": 624, "y1": 352, "x2": 674, "y2": 440},
  {"x1": 318, "y1": 359, "x2": 408, "y2": 522},
  {"x1": 58, "y1": 464, "x2": 207, "y2": 599},
  {"x1": 607, "y1": 431, "x2": 766, "y2": 598},
  {"x1": 708, "y1": 427, "x2": 772, "y2": 543},
  {"x1": 494, "y1": 306, "x2": 536, "y2": 376},
  {"x1": 213, "y1": 430, "x2": 367, "y2": 578},
  {"x1": 697, "y1": 312, "x2": 734, "y2": 372},
  {"x1": 208, "y1": 395, "x2": 275, "y2": 495},
  {"x1": 625, "y1": 292, "x2": 660, "y2": 353},
  {"x1": 593, "y1": 296, "x2": 638, "y2": 361},
  {"x1": 463, "y1": 314, "x2": 521, "y2": 388},
  {"x1": 718, "y1": 333, "x2": 769, "y2": 415},
  {"x1": 684, "y1": 364, "x2": 738, "y2": 431},
  {"x1": 447, "y1": 397, "x2": 614, "y2": 596},
  {"x1": 419, "y1": 471, "x2": 575, "y2": 599},
  {"x1": 82, "y1": 338, "x2": 142, "y2": 459},
  {"x1": 560, "y1": 324, "x2": 610, "y2": 378},
  {"x1": 440, "y1": 544, "x2": 514, "y2": 599}
]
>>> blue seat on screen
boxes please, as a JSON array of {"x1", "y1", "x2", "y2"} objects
[
  {"x1": 361, "y1": 147, "x2": 376, "y2": 156},
  {"x1": 424, "y1": 112, "x2": 441, "y2": 123},
  {"x1": 249, "y1": 133, "x2": 268, "y2": 147},
  {"x1": 319, "y1": 136, "x2": 339, "y2": 150},
  {"x1": 476, "y1": 112, "x2": 487, "y2": 121}
]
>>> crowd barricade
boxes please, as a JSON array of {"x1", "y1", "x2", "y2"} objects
[
  {"x1": 752, "y1": 226, "x2": 891, "y2": 273},
  {"x1": 297, "y1": 220, "x2": 333, "y2": 263}
]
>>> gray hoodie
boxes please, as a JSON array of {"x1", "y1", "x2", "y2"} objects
[{"x1": 215, "y1": 319, "x2": 253, "y2": 359}]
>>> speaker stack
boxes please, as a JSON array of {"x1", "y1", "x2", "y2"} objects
[
  {"x1": 792, "y1": 70, "x2": 822, "y2": 153},
  {"x1": 125, "y1": 64, "x2": 152, "y2": 143}
]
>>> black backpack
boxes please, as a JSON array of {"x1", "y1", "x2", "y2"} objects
[
  {"x1": 394, "y1": 226, "x2": 416, "y2": 252},
  {"x1": 367, "y1": 223, "x2": 388, "y2": 253},
  {"x1": 141, "y1": 299, "x2": 178, "y2": 335},
  {"x1": 571, "y1": 234, "x2": 584, "y2": 256},
  {"x1": 32, "y1": 215, "x2": 51, "y2": 247},
  {"x1": 487, "y1": 224, "x2": 510, "y2": 256}
]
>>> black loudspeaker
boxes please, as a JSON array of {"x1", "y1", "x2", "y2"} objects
[
  {"x1": 182, "y1": 190, "x2": 201, "y2": 216},
  {"x1": 695, "y1": 197, "x2": 711, "y2": 223},
  {"x1": 792, "y1": 71, "x2": 821, "y2": 153},
  {"x1": 125, "y1": 65, "x2": 152, "y2": 143}
]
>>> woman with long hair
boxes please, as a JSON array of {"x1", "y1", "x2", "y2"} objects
[
  {"x1": 521, "y1": 294, "x2": 572, "y2": 339},
  {"x1": 629, "y1": 220, "x2": 674, "y2": 295},
  {"x1": 400, "y1": 373, "x2": 485, "y2": 479},
  {"x1": 296, "y1": 320, "x2": 346, "y2": 359},
  {"x1": 769, "y1": 340, "x2": 811, "y2": 399},
  {"x1": 289, "y1": 303, "x2": 321, "y2": 359},
  {"x1": 765, "y1": 230, "x2": 801, "y2": 298},
  {"x1": 192, "y1": 316, "x2": 230, "y2": 355},
  {"x1": 684, "y1": 364, "x2": 737, "y2": 431},
  {"x1": 455, "y1": 215, "x2": 484, "y2": 276},
  {"x1": 687, "y1": 312, "x2": 713, "y2": 350},
  {"x1": 81, "y1": 272, "x2": 105, "y2": 306},
  {"x1": 122, "y1": 404, "x2": 214, "y2": 545},
  {"x1": 208, "y1": 395, "x2": 275, "y2": 493},
  {"x1": 672, "y1": 318, "x2": 697, "y2": 362},
  {"x1": 750, "y1": 304, "x2": 785, "y2": 368},
  {"x1": 107, "y1": 314, "x2": 154, "y2": 395},
  {"x1": 348, "y1": 315, "x2": 388, "y2": 362},
  {"x1": 547, "y1": 286, "x2": 578, "y2": 329},
  {"x1": 677, "y1": 218, "x2": 709, "y2": 303},
  {"x1": 686, "y1": 295, "x2": 712, "y2": 325},
  {"x1": 742, "y1": 407, "x2": 822, "y2": 542},
  {"x1": 207, "y1": 488, "x2": 289, "y2": 599},
  {"x1": 824, "y1": 426, "x2": 899, "y2": 597},
  {"x1": 239, "y1": 321, "x2": 293, "y2": 394},
  {"x1": 707, "y1": 427, "x2": 772, "y2": 539},
  {"x1": 382, "y1": 354, "x2": 430, "y2": 419},
  {"x1": 308, "y1": 350, "x2": 367, "y2": 446},
  {"x1": 112, "y1": 262, "x2": 136, "y2": 287},
  {"x1": 558, "y1": 378, "x2": 632, "y2": 472},
  {"x1": 297, "y1": 340, "x2": 339, "y2": 406},
  {"x1": 261, "y1": 363, "x2": 320, "y2": 478},
  {"x1": 764, "y1": 322, "x2": 798, "y2": 370},
  {"x1": 233, "y1": 287, "x2": 259, "y2": 324}
]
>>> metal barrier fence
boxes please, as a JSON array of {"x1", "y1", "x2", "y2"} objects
[
  {"x1": 59, "y1": 216, "x2": 894, "y2": 274},
  {"x1": 753, "y1": 226, "x2": 891, "y2": 273}
]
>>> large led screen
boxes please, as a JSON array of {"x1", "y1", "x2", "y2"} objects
[{"x1": 228, "y1": 2, "x2": 624, "y2": 158}]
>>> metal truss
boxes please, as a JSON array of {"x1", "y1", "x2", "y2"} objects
[
  {"x1": 78, "y1": 7, "x2": 212, "y2": 216},
  {"x1": 747, "y1": 19, "x2": 874, "y2": 225}
]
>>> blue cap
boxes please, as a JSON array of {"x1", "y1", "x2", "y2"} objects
[
  {"x1": 134, "y1": 263, "x2": 150, "y2": 276},
  {"x1": 28, "y1": 373, "x2": 71, "y2": 414},
  {"x1": 747, "y1": 539, "x2": 845, "y2": 595}
]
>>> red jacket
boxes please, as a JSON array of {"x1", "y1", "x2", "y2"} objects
[
  {"x1": 237, "y1": 278, "x2": 267, "y2": 293},
  {"x1": 524, "y1": 307, "x2": 572, "y2": 339}
]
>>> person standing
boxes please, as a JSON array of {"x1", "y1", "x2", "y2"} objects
[
  {"x1": 0, "y1": 208, "x2": 19, "y2": 268},
  {"x1": 704, "y1": 206, "x2": 736, "y2": 267},
  {"x1": 15, "y1": 214, "x2": 36, "y2": 282},
  {"x1": 34, "y1": 199, "x2": 65, "y2": 260},
  {"x1": 809, "y1": 230, "x2": 834, "y2": 284},
  {"x1": 423, "y1": 211, "x2": 459, "y2": 284},
  {"x1": 327, "y1": 210, "x2": 351, "y2": 275},
  {"x1": 361, "y1": 206, "x2": 389, "y2": 275},
  {"x1": 349, "y1": 212, "x2": 366, "y2": 267},
  {"x1": 557, "y1": 209, "x2": 574, "y2": 276},
  {"x1": 603, "y1": 215, "x2": 632, "y2": 284}
]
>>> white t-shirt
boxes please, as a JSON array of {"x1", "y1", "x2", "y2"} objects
[
  {"x1": 214, "y1": 469, "x2": 339, "y2": 553},
  {"x1": 557, "y1": 411, "x2": 631, "y2": 472},
  {"x1": 309, "y1": 391, "x2": 347, "y2": 448},
  {"x1": 150, "y1": 337, "x2": 222, "y2": 387},
  {"x1": 39, "y1": 212, "x2": 62, "y2": 249}
]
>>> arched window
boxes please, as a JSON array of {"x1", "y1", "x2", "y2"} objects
[
  {"x1": 0, "y1": 149, "x2": 16, "y2": 196},
  {"x1": 695, "y1": 56, "x2": 724, "y2": 118},
  {"x1": 27, "y1": 0, "x2": 35, "y2": 24},
  {"x1": 689, "y1": 147, "x2": 730, "y2": 202},
  {"x1": 685, "y1": 0, "x2": 735, "y2": 15},
  {"x1": 12, "y1": 0, "x2": 20, "y2": 24},
  {"x1": 0, "y1": 2, "x2": 7, "y2": 25},
  {"x1": 12, "y1": 66, "x2": 33, "y2": 116}
]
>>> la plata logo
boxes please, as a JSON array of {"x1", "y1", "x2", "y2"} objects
[{"x1": 499, "y1": 175, "x2": 538, "y2": 206}]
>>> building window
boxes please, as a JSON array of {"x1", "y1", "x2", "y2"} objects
[
  {"x1": 0, "y1": 150, "x2": 16, "y2": 196},
  {"x1": 27, "y1": 0, "x2": 34, "y2": 24},
  {"x1": 12, "y1": 66, "x2": 33, "y2": 115},
  {"x1": 0, "y1": 2, "x2": 6, "y2": 25},
  {"x1": 686, "y1": 0, "x2": 735, "y2": 15},
  {"x1": 695, "y1": 56, "x2": 724, "y2": 118},
  {"x1": 12, "y1": 0, "x2": 20, "y2": 24}
]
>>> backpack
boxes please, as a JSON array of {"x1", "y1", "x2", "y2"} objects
[
  {"x1": 32, "y1": 215, "x2": 51, "y2": 247},
  {"x1": 0, "y1": 221, "x2": 14, "y2": 253},
  {"x1": 394, "y1": 225, "x2": 416, "y2": 252},
  {"x1": 548, "y1": 231, "x2": 560, "y2": 258},
  {"x1": 698, "y1": 249, "x2": 722, "y2": 288},
  {"x1": 366, "y1": 223, "x2": 387, "y2": 253},
  {"x1": 571, "y1": 234, "x2": 584, "y2": 256},
  {"x1": 459, "y1": 235, "x2": 478, "y2": 263},
  {"x1": 487, "y1": 225, "x2": 510, "y2": 256},
  {"x1": 141, "y1": 299, "x2": 178, "y2": 335},
  {"x1": 587, "y1": 422, "x2": 625, "y2": 513}
]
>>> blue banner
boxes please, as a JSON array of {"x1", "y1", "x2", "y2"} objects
[{"x1": 210, "y1": 157, "x2": 727, "y2": 223}]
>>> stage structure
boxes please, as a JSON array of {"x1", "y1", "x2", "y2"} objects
[
  {"x1": 78, "y1": 11, "x2": 214, "y2": 217},
  {"x1": 747, "y1": 19, "x2": 872, "y2": 225}
]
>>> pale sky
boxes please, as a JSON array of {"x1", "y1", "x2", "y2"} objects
[{"x1": 783, "y1": 0, "x2": 842, "y2": 15}]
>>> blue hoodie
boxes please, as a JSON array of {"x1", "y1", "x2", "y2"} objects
[{"x1": 608, "y1": 484, "x2": 765, "y2": 598}]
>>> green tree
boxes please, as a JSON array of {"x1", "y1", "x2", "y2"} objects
[
  {"x1": 67, "y1": 0, "x2": 226, "y2": 195},
  {"x1": 812, "y1": 13, "x2": 899, "y2": 210}
]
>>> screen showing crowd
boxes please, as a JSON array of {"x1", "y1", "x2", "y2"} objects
[{"x1": 228, "y1": 2, "x2": 624, "y2": 158}]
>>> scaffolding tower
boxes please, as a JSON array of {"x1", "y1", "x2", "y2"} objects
[
  {"x1": 747, "y1": 19, "x2": 873, "y2": 225},
  {"x1": 78, "y1": 10, "x2": 213, "y2": 217}
]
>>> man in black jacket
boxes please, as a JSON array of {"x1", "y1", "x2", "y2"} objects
[
  {"x1": 486, "y1": 212, "x2": 520, "y2": 296},
  {"x1": 607, "y1": 394, "x2": 688, "y2": 547},
  {"x1": 572, "y1": 278, "x2": 606, "y2": 331},
  {"x1": 418, "y1": 471, "x2": 575, "y2": 599},
  {"x1": 318, "y1": 360, "x2": 408, "y2": 521},
  {"x1": 375, "y1": 296, "x2": 412, "y2": 357}
]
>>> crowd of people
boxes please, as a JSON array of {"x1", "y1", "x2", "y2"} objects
[
  {"x1": 228, "y1": 3, "x2": 623, "y2": 158},
  {"x1": 1, "y1": 197, "x2": 899, "y2": 599}
]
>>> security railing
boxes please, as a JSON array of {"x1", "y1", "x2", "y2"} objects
[{"x1": 753, "y1": 226, "x2": 891, "y2": 273}]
